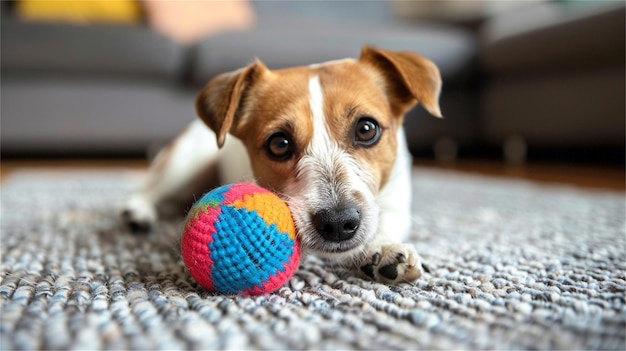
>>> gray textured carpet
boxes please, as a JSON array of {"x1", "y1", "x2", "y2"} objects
[{"x1": 1, "y1": 168, "x2": 624, "y2": 350}]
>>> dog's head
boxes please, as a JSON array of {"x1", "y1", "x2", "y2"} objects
[{"x1": 195, "y1": 47, "x2": 441, "y2": 259}]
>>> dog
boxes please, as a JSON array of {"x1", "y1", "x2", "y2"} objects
[{"x1": 121, "y1": 46, "x2": 442, "y2": 285}]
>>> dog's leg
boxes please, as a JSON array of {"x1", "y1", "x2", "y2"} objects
[
  {"x1": 120, "y1": 120, "x2": 223, "y2": 232},
  {"x1": 359, "y1": 131, "x2": 424, "y2": 284}
]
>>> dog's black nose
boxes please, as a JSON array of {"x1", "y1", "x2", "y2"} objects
[{"x1": 312, "y1": 207, "x2": 360, "y2": 242}]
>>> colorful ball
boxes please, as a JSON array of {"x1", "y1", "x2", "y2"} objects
[{"x1": 181, "y1": 183, "x2": 300, "y2": 295}]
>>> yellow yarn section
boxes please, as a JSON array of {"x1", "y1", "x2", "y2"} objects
[
  {"x1": 16, "y1": 0, "x2": 143, "y2": 25},
  {"x1": 232, "y1": 193, "x2": 296, "y2": 240}
]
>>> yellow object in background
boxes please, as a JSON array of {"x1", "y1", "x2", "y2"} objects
[{"x1": 16, "y1": 0, "x2": 143, "y2": 25}]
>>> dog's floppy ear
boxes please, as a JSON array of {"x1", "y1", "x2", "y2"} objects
[
  {"x1": 359, "y1": 46, "x2": 442, "y2": 118},
  {"x1": 195, "y1": 60, "x2": 268, "y2": 147}
]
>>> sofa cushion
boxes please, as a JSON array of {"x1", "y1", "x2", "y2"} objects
[
  {"x1": 190, "y1": 20, "x2": 476, "y2": 85},
  {"x1": 252, "y1": 1, "x2": 393, "y2": 24},
  {"x1": 142, "y1": 0, "x2": 255, "y2": 45},
  {"x1": 1, "y1": 18, "x2": 186, "y2": 81},
  {"x1": 1, "y1": 77, "x2": 196, "y2": 156},
  {"x1": 481, "y1": 2, "x2": 625, "y2": 73},
  {"x1": 15, "y1": 0, "x2": 143, "y2": 25},
  {"x1": 482, "y1": 67, "x2": 625, "y2": 146}
]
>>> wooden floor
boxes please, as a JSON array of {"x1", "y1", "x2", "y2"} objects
[
  {"x1": 415, "y1": 159, "x2": 624, "y2": 192},
  {"x1": 1, "y1": 158, "x2": 624, "y2": 192}
]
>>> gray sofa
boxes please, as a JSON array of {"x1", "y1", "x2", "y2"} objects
[
  {"x1": 479, "y1": 1, "x2": 624, "y2": 163},
  {"x1": 2, "y1": 1, "x2": 623, "y2": 165}
]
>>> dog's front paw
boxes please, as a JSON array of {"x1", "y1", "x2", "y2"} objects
[
  {"x1": 360, "y1": 243, "x2": 423, "y2": 285},
  {"x1": 119, "y1": 194, "x2": 157, "y2": 233}
]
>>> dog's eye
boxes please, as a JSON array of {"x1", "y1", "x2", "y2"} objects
[
  {"x1": 265, "y1": 132, "x2": 294, "y2": 161},
  {"x1": 353, "y1": 117, "x2": 381, "y2": 146}
]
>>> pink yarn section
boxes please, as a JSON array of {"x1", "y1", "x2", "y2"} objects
[{"x1": 181, "y1": 206, "x2": 221, "y2": 292}]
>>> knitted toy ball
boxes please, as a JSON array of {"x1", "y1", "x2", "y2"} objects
[{"x1": 181, "y1": 183, "x2": 300, "y2": 295}]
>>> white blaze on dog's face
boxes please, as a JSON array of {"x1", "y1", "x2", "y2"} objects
[{"x1": 195, "y1": 47, "x2": 442, "y2": 259}]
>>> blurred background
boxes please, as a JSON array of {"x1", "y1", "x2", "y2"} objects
[{"x1": 1, "y1": 0, "x2": 624, "y2": 183}]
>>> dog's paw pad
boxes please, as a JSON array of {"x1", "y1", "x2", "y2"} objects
[
  {"x1": 360, "y1": 252, "x2": 380, "y2": 279},
  {"x1": 378, "y1": 263, "x2": 399, "y2": 280},
  {"x1": 360, "y1": 244, "x2": 424, "y2": 285}
]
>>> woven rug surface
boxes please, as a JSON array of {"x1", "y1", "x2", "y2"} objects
[{"x1": 1, "y1": 168, "x2": 624, "y2": 350}]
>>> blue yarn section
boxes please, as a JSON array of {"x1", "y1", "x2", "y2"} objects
[
  {"x1": 196, "y1": 184, "x2": 231, "y2": 208},
  {"x1": 209, "y1": 205, "x2": 294, "y2": 294}
]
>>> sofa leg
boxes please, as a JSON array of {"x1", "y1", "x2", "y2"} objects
[
  {"x1": 434, "y1": 136, "x2": 458, "y2": 163},
  {"x1": 503, "y1": 135, "x2": 527, "y2": 164}
]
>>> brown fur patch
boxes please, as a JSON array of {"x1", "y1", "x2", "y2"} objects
[
  {"x1": 234, "y1": 67, "x2": 315, "y2": 192},
  {"x1": 315, "y1": 61, "x2": 400, "y2": 192}
]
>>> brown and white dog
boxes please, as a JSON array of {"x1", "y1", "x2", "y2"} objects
[{"x1": 121, "y1": 47, "x2": 442, "y2": 285}]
